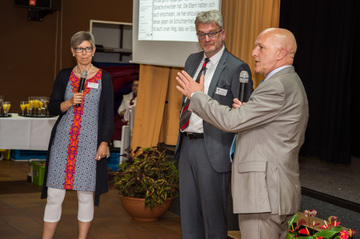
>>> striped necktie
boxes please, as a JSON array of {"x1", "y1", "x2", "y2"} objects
[{"x1": 179, "y1": 58, "x2": 209, "y2": 131}]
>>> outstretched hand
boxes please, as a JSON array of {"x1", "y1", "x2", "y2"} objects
[{"x1": 176, "y1": 71, "x2": 204, "y2": 99}]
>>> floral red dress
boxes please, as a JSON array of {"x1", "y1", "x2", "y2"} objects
[{"x1": 46, "y1": 70, "x2": 103, "y2": 191}]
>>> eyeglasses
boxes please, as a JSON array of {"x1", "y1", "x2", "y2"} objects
[
  {"x1": 197, "y1": 30, "x2": 222, "y2": 40},
  {"x1": 74, "y1": 47, "x2": 93, "y2": 53}
]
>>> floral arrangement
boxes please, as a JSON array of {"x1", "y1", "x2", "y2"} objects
[{"x1": 287, "y1": 209, "x2": 357, "y2": 239}]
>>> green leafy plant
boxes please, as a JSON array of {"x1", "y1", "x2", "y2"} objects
[
  {"x1": 114, "y1": 146, "x2": 179, "y2": 210},
  {"x1": 287, "y1": 210, "x2": 357, "y2": 239}
]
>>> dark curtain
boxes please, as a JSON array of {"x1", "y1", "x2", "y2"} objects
[
  {"x1": 280, "y1": 0, "x2": 360, "y2": 164},
  {"x1": 351, "y1": 1, "x2": 360, "y2": 157}
]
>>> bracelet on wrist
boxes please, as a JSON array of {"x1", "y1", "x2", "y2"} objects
[{"x1": 65, "y1": 101, "x2": 71, "y2": 108}]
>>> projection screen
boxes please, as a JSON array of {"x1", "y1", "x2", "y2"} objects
[{"x1": 132, "y1": 0, "x2": 222, "y2": 67}]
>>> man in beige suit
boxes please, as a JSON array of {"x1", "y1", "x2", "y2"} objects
[{"x1": 176, "y1": 28, "x2": 309, "y2": 238}]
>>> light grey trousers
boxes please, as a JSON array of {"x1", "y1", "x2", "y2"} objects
[{"x1": 238, "y1": 213, "x2": 292, "y2": 239}]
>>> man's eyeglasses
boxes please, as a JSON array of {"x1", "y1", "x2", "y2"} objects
[
  {"x1": 196, "y1": 30, "x2": 222, "y2": 40},
  {"x1": 74, "y1": 47, "x2": 93, "y2": 53}
]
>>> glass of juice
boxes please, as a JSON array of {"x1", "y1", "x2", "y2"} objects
[
  {"x1": 25, "y1": 101, "x2": 29, "y2": 115},
  {"x1": 3, "y1": 101, "x2": 11, "y2": 115},
  {"x1": 38, "y1": 96, "x2": 45, "y2": 116},
  {"x1": 33, "y1": 97, "x2": 39, "y2": 115},
  {"x1": 28, "y1": 97, "x2": 35, "y2": 116},
  {"x1": 43, "y1": 97, "x2": 49, "y2": 116},
  {"x1": 20, "y1": 101, "x2": 26, "y2": 115},
  {"x1": 0, "y1": 95, "x2": 3, "y2": 115}
]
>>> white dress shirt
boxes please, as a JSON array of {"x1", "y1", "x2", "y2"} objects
[{"x1": 184, "y1": 46, "x2": 225, "y2": 133}]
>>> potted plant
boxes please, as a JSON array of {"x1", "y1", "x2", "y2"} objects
[
  {"x1": 114, "y1": 146, "x2": 179, "y2": 221},
  {"x1": 287, "y1": 209, "x2": 357, "y2": 239}
]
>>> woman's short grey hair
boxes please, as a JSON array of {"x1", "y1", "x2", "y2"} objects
[
  {"x1": 195, "y1": 10, "x2": 224, "y2": 30},
  {"x1": 70, "y1": 31, "x2": 95, "y2": 48}
]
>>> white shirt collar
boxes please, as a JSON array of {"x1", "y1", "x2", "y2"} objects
[{"x1": 203, "y1": 45, "x2": 225, "y2": 65}]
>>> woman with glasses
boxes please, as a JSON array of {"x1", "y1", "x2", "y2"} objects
[{"x1": 41, "y1": 31, "x2": 114, "y2": 239}]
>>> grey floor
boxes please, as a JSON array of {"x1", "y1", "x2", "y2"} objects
[
  {"x1": 299, "y1": 156, "x2": 360, "y2": 237},
  {"x1": 299, "y1": 156, "x2": 360, "y2": 204}
]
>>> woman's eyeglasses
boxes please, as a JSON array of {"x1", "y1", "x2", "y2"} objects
[{"x1": 74, "y1": 47, "x2": 93, "y2": 53}]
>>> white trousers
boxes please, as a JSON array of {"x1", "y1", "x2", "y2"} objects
[{"x1": 43, "y1": 187, "x2": 94, "y2": 223}]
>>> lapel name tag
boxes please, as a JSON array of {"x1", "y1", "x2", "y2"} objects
[
  {"x1": 87, "y1": 82, "x2": 99, "y2": 89},
  {"x1": 215, "y1": 87, "x2": 228, "y2": 96}
]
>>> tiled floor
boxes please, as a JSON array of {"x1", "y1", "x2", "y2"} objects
[{"x1": 0, "y1": 160, "x2": 182, "y2": 239}]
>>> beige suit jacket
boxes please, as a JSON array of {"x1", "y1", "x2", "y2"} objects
[{"x1": 189, "y1": 66, "x2": 309, "y2": 215}]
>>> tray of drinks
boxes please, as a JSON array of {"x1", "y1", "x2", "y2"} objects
[
  {"x1": 18, "y1": 113, "x2": 56, "y2": 118},
  {"x1": 0, "y1": 114, "x2": 11, "y2": 117}
]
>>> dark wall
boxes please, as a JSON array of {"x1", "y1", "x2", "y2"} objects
[{"x1": 0, "y1": 0, "x2": 132, "y2": 113}]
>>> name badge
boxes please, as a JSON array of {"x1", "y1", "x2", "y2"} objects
[
  {"x1": 215, "y1": 87, "x2": 227, "y2": 96},
  {"x1": 87, "y1": 82, "x2": 99, "y2": 89}
]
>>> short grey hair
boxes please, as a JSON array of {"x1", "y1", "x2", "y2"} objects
[
  {"x1": 195, "y1": 10, "x2": 224, "y2": 30},
  {"x1": 70, "y1": 31, "x2": 95, "y2": 48}
]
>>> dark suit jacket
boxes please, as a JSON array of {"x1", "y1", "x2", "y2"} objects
[{"x1": 175, "y1": 48, "x2": 253, "y2": 173}]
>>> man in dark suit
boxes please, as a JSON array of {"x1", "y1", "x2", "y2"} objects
[
  {"x1": 176, "y1": 28, "x2": 309, "y2": 239},
  {"x1": 174, "y1": 10, "x2": 253, "y2": 239}
]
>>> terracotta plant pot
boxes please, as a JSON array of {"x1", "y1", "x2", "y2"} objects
[{"x1": 120, "y1": 196, "x2": 174, "y2": 221}]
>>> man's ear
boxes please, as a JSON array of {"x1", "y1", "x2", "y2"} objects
[{"x1": 277, "y1": 48, "x2": 287, "y2": 60}]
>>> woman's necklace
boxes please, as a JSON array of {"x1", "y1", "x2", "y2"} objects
[{"x1": 75, "y1": 64, "x2": 93, "y2": 77}]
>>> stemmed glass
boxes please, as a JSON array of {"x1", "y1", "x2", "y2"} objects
[
  {"x1": 38, "y1": 96, "x2": 46, "y2": 116},
  {"x1": 25, "y1": 101, "x2": 30, "y2": 115},
  {"x1": 0, "y1": 95, "x2": 3, "y2": 115},
  {"x1": 43, "y1": 97, "x2": 49, "y2": 116},
  {"x1": 33, "y1": 97, "x2": 40, "y2": 115},
  {"x1": 28, "y1": 97, "x2": 35, "y2": 116},
  {"x1": 20, "y1": 101, "x2": 27, "y2": 116},
  {"x1": 3, "y1": 101, "x2": 11, "y2": 115}
]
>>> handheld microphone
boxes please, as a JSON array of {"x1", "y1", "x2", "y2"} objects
[
  {"x1": 76, "y1": 70, "x2": 87, "y2": 107},
  {"x1": 239, "y1": 71, "x2": 249, "y2": 102}
]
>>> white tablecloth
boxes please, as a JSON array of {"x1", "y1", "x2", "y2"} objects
[{"x1": 0, "y1": 113, "x2": 57, "y2": 150}]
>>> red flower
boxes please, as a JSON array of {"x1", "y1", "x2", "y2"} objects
[
  {"x1": 298, "y1": 219, "x2": 307, "y2": 226},
  {"x1": 298, "y1": 228, "x2": 309, "y2": 235},
  {"x1": 340, "y1": 230, "x2": 349, "y2": 239},
  {"x1": 328, "y1": 216, "x2": 339, "y2": 224},
  {"x1": 332, "y1": 221, "x2": 341, "y2": 226},
  {"x1": 348, "y1": 229, "x2": 357, "y2": 237},
  {"x1": 304, "y1": 209, "x2": 317, "y2": 217},
  {"x1": 320, "y1": 224, "x2": 330, "y2": 229}
]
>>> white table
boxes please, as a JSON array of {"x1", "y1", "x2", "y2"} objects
[{"x1": 0, "y1": 113, "x2": 57, "y2": 150}]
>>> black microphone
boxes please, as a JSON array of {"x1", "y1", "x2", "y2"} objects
[
  {"x1": 76, "y1": 70, "x2": 87, "y2": 107},
  {"x1": 239, "y1": 71, "x2": 249, "y2": 102}
]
